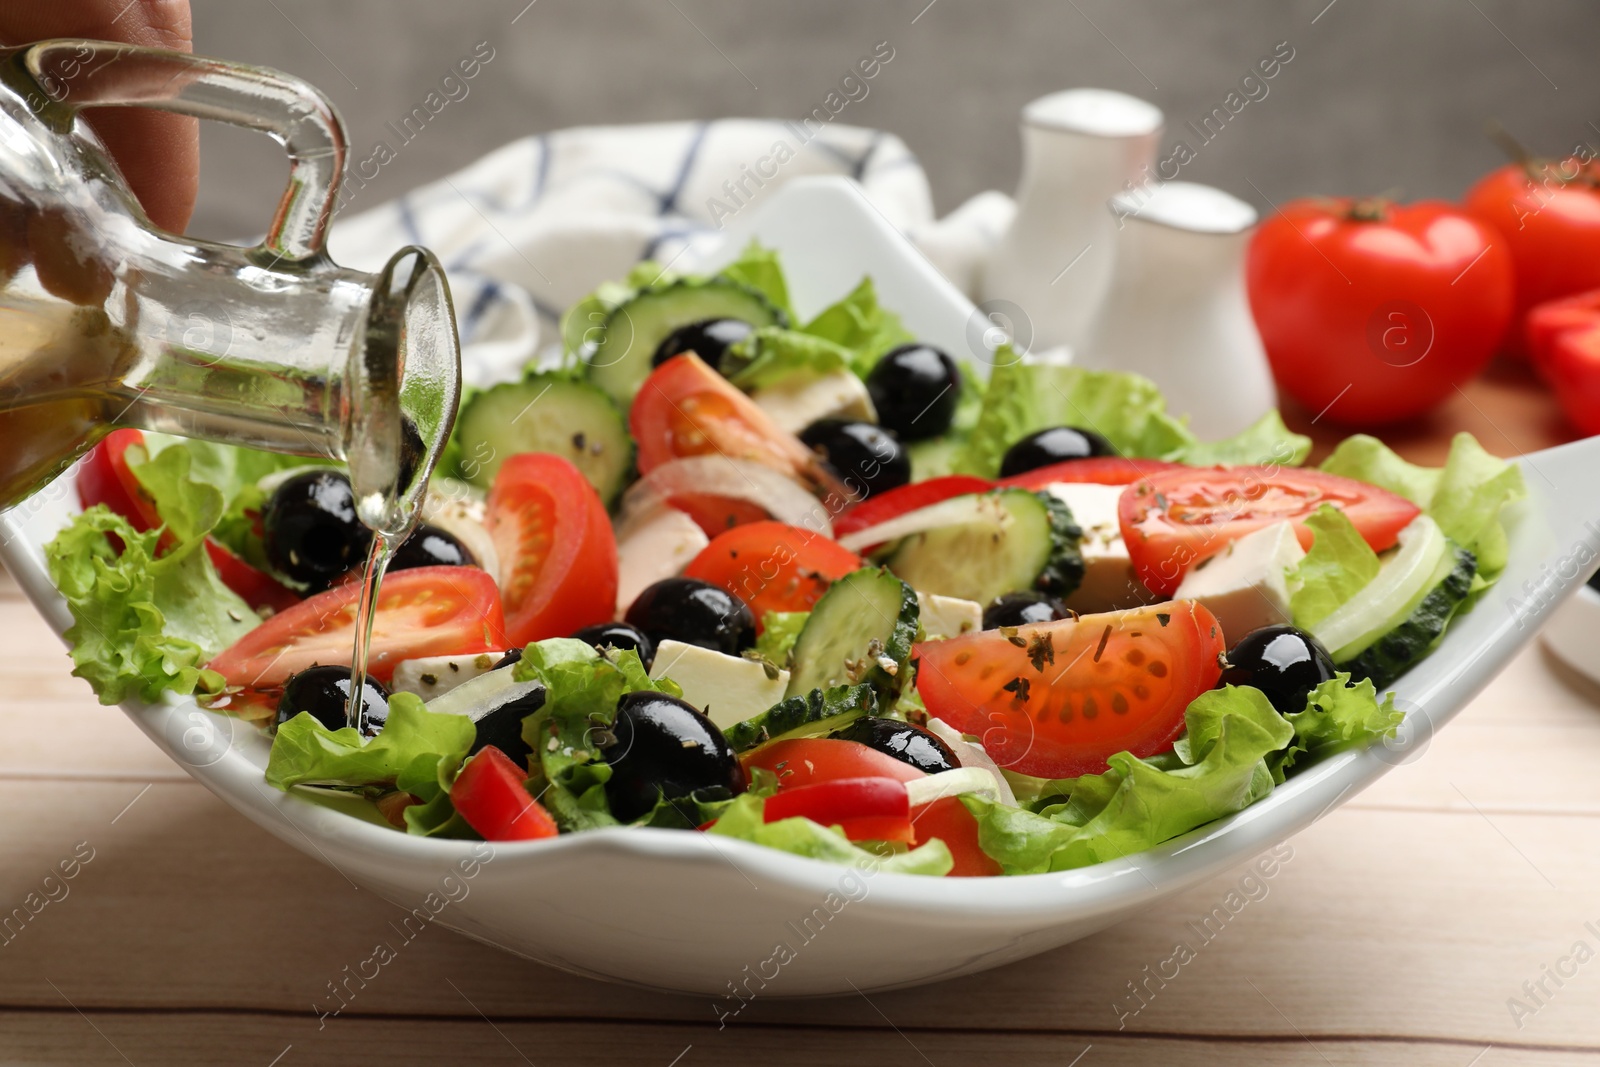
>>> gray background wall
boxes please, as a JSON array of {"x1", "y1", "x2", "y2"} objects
[{"x1": 186, "y1": 0, "x2": 1598, "y2": 241}]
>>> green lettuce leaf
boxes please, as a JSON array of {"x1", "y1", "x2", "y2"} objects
[
  {"x1": 723, "y1": 327, "x2": 852, "y2": 390},
  {"x1": 1177, "y1": 410, "x2": 1312, "y2": 467},
  {"x1": 755, "y1": 611, "x2": 809, "y2": 669},
  {"x1": 961, "y1": 685, "x2": 1293, "y2": 874},
  {"x1": 706, "y1": 792, "x2": 954, "y2": 875},
  {"x1": 1320, "y1": 432, "x2": 1525, "y2": 583},
  {"x1": 127, "y1": 436, "x2": 315, "y2": 572},
  {"x1": 1289, "y1": 505, "x2": 1381, "y2": 630},
  {"x1": 513, "y1": 639, "x2": 681, "y2": 831},
  {"x1": 1270, "y1": 673, "x2": 1403, "y2": 782},
  {"x1": 266, "y1": 692, "x2": 476, "y2": 790},
  {"x1": 717, "y1": 240, "x2": 793, "y2": 320},
  {"x1": 44, "y1": 506, "x2": 255, "y2": 705},
  {"x1": 954, "y1": 356, "x2": 1196, "y2": 477},
  {"x1": 799, "y1": 276, "x2": 914, "y2": 374}
]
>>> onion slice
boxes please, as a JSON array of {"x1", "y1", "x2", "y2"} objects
[
  {"x1": 619, "y1": 456, "x2": 835, "y2": 539},
  {"x1": 924, "y1": 717, "x2": 1018, "y2": 808},
  {"x1": 836, "y1": 492, "x2": 996, "y2": 554}
]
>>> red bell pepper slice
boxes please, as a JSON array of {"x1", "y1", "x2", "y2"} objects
[
  {"x1": 831, "y1": 475, "x2": 993, "y2": 541},
  {"x1": 761, "y1": 776, "x2": 914, "y2": 843},
  {"x1": 451, "y1": 746, "x2": 559, "y2": 842}
]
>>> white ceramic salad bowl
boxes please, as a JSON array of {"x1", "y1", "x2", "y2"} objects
[{"x1": 4, "y1": 176, "x2": 1599, "y2": 997}]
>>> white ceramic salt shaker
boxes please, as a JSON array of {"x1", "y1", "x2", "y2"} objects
[
  {"x1": 980, "y1": 88, "x2": 1163, "y2": 353},
  {"x1": 1078, "y1": 181, "x2": 1275, "y2": 439}
]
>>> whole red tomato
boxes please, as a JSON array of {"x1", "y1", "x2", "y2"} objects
[
  {"x1": 1247, "y1": 198, "x2": 1513, "y2": 425},
  {"x1": 1464, "y1": 157, "x2": 1600, "y2": 358},
  {"x1": 1527, "y1": 289, "x2": 1600, "y2": 436}
]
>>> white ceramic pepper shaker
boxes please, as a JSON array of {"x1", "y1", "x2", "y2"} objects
[
  {"x1": 1078, "y1": 181, "x2": 1275, "y2": 440},
  {"x1": 980, "y1": 88, "x2": 1163, "y2": 353}
]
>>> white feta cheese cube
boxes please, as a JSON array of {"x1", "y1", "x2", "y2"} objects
[
  {"x1": 917, "y1": 592, "x2": 983, "y2": 639},
  {"x1": 615, "y1": 507, "x2": 711, "y2": 614},
  {"x1": 1173, "y1": 520, "x2": 1307, "y2": 644},
  {"x1": 1042, "y1": 482, "x2": 1155, "y2": 613},
  {"x1": 391, "y1": 652, "x2": 506, "y2": 699},
  {"x1": 648, "y1": 639, "x2": 789, "y2": 730},
  {"x1": 750, "y1": 369, "x2": 876, "y2": 434}
]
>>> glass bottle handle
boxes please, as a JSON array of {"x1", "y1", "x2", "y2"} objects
[{"x1": 22, "y1": 38, "x2": 346, "y2": 264}]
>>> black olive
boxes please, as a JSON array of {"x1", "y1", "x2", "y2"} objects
[
  {"x1": 1218, "y1": 625, "x2": 1337, "y2": 715},
  {"x1": 389, "y1": 523, "x2": 476, "y2": 571},
  {"x1": 491, "y1": 647, "x2": 523, "y2": 670},
  {"x1": 262, "y1": 470, "x2": 373, "y2": 588},
  {"x1": 624, "y1": 577, "x2": 755, "y2": 656},
  {"x1": 599, "y1": 690, "x2": 746, "y2": 822},
  {"x1": 998, "y1": 426, "x2": 1115, "y2": 478},
  {"x1": 865, "y1": 343, "x2": 961, "y2": 441},
  {"x1": 468, "y1": 686, "x2": 544, "y2": 768},
  {"x1": 829, "y1": 716, "x2": 959, "y2": 775},
  {"x1": 652, "y1": 318, "x2": 754, "y2": 370},
  {"x1": 276, "y1": 665, "x2": 390, "y2": 737},
  {"x1": 798, "y1": 419, "x2": 910, "y2": 500},
  {"x1": 983, "y1": 591, "x2": 1071, "y2": 630},
  {"x1": 571, "y1": 621, "x2": 656, "y2": 670}
]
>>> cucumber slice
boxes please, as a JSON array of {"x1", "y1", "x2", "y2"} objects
[
  {"x1": 885, "y1": 489, "x2": 1083, "y2": 605},
  {"x1": 1342, "y1": 545, "x2": 1476, "y2": 688},
  {"x1": 584, "y1": 278, "x2": 787, "y2": 406},
  {"x1": 785, "y1": 567, "x2": 919, "y2": 701},
  {"x1": 723, "y1": 683, "x2": 877, "y2": 753},
  {"x1": 1310, "y1": 515, "x2": 1451, "y2": 661},
  {"x1": 453, "y1": 373, "x2": 633, "y2": 502}
]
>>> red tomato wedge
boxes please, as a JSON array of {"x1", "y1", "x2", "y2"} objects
[
  {"x1": 683, "y1": 520, "x2": 863, "y2": 625},
  {"x1": 762, "y1": 777, "x2": 913, "y2": 843},
  {"x1": 915, "y1": 601, "x2": 1226, "y2": 780},
  {"x1": 452, "y1": 746, "x2": 559, "y2": 841},
  {"x1": 1119, "y1": 466, "x2": 1421, "y2": 597},
  {"x1": 832, "y1": 475, "x2": 992, "y2": 539},
  {"x1": 78, "y1": 428, "x2": 299, "y2": 612},
  {"x1": 998, "y1": 456, "x2": 1187, "y2": 489},
  {"x1": 486, "y1": 453, "x2": 617, "y2": 645},
  {"x1": 207, "y1": 566, "x2": 506, "y2": 691},
  {"x1": 741, "y1": 736, "x2": 997, "y2": 875},
  {"x1": 630, "y1": 353, "x2": 849, "y2": 499}
]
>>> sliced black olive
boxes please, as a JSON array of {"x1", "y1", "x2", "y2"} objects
[
  {"x1": 865, "y1": 343, "x2": 961, "y2": 441},
  {"x1": 624, "y1": 577, "x2": 755, "y2": 656},
  {"x1": 1217, "y1": 625, "x2": 1337, "y2": 715},
  {"x1": 262, "y1": 470, "x2": 373, "y2": 588},
  {"x1": 276, "y1": 664, "x2": 390, "y2": 737},
  {"x1": 829, "y1": 716, "x2": 958, "y2": 775},
  {"x1": 651, "y1": 318, "x2": 754, "y2": 369},
  {"x1": 389, "y1": 523, "x2": 476, "y2": 571},
  {"x1": 798, "y1": 419, "x2": 911, "y2": 500},
  {"x1": 599, "y1": 691, "x2": 746, "y2": 822},
  {"x1": 998, "y1": 426, "x2": 1115, "y2": 478},
  {"x1": 571, "y1": 621, "x2": 656, "y2": 670},
  {"x1": 983, "y1": 591, "x2": 1071, "y2": 630}
]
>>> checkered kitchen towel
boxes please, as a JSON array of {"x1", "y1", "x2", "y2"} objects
[{"x1": 327, "y1": 119, "x2": 1014, "y2": 388}]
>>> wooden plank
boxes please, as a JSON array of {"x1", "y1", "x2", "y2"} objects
[
  {"x1": 1, "y1": 779, "x2": 1599, "y2": 1049},
  {"x1": 1288, "y1": 358, "x2": 1577, "y2": 467},
  {"x1": 1, "y1": 1012, "x2": 1594, "y2": 1067}
]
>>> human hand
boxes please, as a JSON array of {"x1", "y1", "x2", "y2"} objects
[{"x1": 0, "y1": 0, "x2": 197, "y2": 233}]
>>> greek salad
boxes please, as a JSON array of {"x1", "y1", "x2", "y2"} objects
[{"x1": 47, "y1": 242, "x2": 1527, "y2": 876}]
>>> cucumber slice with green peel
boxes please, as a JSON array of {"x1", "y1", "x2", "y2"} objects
[
  {"x1": 1310, "y1": 515, "x2": 1452, "y2": 662},
  {"x1": 583, "y1": 278, "x2": 787, "y2": 406},
  {"x1": 784, "y1": 567, "x2": 919, "y2": 701},
  {"x1": 885, "y1": 489, "x2": 1084, "y2": 605},
  {"x1": 452, "y1": 373, "x2": 633, "y2": 502},
  {"x1": 723, "y1": 683, "x2": 877, "y2": 753},
  {"x1": 1341, "y1": 546, "x2": 1476, "y2": 689}
]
